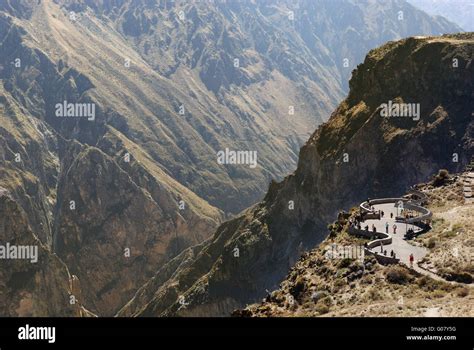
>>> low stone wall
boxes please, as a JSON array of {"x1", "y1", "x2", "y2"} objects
[
  {"x1": 349, "y1": 227, "x2": 399, "y2": 264},
  {"x1": 395, "y1": 205, "x2": 431, "y2": 224},
  {"x1": 360, "y1": 202, "x2": 371, "y2": 213},
  {"x1": 360, "y1": 198, "x2": 405, "y2": 213},
  {"x1": 351, "y1": 193, "x2": 430, "y2": 266},
  {"x1": 365, "y1": 249, "x2": 400, "y2": 265},
  {"x1": 360, "y1": 196, "x2": 431, "y2": 224},
  {"x1": 363, "y1": 212, "x2": 381, "y2": 220},
  {"x1": 403, "y1": 202, "x2": 432, "y2": 223},
  {"x1": 348, "y1": 226, "x2": 377, "y2": 238},
  {"x1": 408, "y1": 189, "x2": 428, "y2": 206},
  {"x1": 366, "y1": 234, "x2": 392, "y2": 250},
  {"x1": 349, "y1": 226, "x2": 391, "y2": 239}
]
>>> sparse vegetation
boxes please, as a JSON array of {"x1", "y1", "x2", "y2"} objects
[
  {"x1": 338, "y1": 258, "x2": 352, "y2": 269},
  {"x1": 289, "y1": 276, "x2": 307, "y2": 300},
  {"x1": 315, "y1": 303, "x2": 330, "y2": 315},
  {"x1": 426, "y1": 237, "x2": 436, "y2": 248},
  {"x1": 385, "y1": 267, "x2": 412, "y2": 284},
  {"x1": 239, "y1": 167, "x2": 474, "y2": 318},
  {"x1": 455, "y1": 287, "x2": 469, "y2": 297},
  {"x1": 367, "y1": 287, "x2": 383, "y2": 301},
  {"x1": 432, "y1": 169, "x2": 450, "y2": 187}
]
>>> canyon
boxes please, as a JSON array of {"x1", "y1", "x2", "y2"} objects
[{"x1": 0, "y1": 0, "x2": 469, "y2": 317}]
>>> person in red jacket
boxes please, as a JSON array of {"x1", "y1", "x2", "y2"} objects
[{"x1": 409, "y1": 253, "x2": 414, "y2": 268}]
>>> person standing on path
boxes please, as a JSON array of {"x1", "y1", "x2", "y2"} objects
[
  {"x1": 393, "y1": 224, "x2": 397, "y2": 234},
  {"x1": 409, "y1": 253, "x2": 414, "y2": 268},
  {"x1": 385, "y1": 222, "x2": 389, "y2": 234}
]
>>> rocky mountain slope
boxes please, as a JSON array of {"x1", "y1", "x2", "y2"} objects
[
  {"x1": 0, "y1": 189, "x2": 75, "y2": 317},
  {"x1": 237, "y1": 170, "x2": 473, "y2": 317},
  {"x1": 117, "y1": 33, "x2": 473, "y2": 317},
  {"x1": 1, "y1": 0, "x2": 461, "y2": 214},
  {"x1": 0, "y1": 77, "x2": 222, "y2": 315},
  {"x1": 0, "y1": 0, "x2": 465, "y2": 316}
]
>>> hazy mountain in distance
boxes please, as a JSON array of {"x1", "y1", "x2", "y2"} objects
[{"x1": 408, "y1": 0, "x2": 474, "y2": 31}]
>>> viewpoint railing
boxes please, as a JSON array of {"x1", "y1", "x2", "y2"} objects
[
  {"x1": 360, "y1": 197, "x2": 406, "y2": 213},
  {"x1": 360, "y1": 192, "x2": 431, "y2": 225},
  {"x1": 400, "y1": 202, "x2": 432, "y2": 224},
  {"x1": 407, "y1": 189, "x2": 428, "y2": 206},
  {"x1": 351, "y1": 189, "x2": 431, "y2": 265},
  {"x1": 348, "y1": 225, "x2": 399, "y2": 264}
]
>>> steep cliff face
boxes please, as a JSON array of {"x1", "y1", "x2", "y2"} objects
[
  {"x1": 61, "y1": 0, "x2": 461, "y2": 92},
  {"x1": 0, "y1": 190, "x2": 75, "y2": 316},
  {"x1": 118, "y1": 34, "x2": 473, "y2": 316},
  {"x1": 0, "y1": 87, "x2": 61, "y2": 248},
  {"x1": 0, "y1": 81, "x2": 222, "y2": 316}
]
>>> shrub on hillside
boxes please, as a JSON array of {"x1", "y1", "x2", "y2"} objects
[
  {"x1": 314, "y1": 302, "x2": 330, "y2": 315},
  {"x1": 441, "y1": 270, "x2": 473, "y2": 284},
  {"x1": 432, "y1": 169, "x2": 450, "y2": 187},
  {"x1": 416, "y1": 276, "x2": 443, "y2": 292},
  {"x1": 367, "y1": 287, "x2": 382, "y2": 301},
  {"x1": 338, "y1": 258, "x2": 352, "y2": 268},
  {"x1": 289, "y1": 276, "x2": 306, "y2": 300},
  {"x1": 430, "y1": 289, "x2": 445, "y2": 298},
  {"x1": 426, "y1": 237, "x2": 436, "y2": 248},
  {"x1": 455, "y1": 287, "x2": 469, "y2": 297},
  {"x1": 385, "y1": 266, "x2": 411, "y2": 284}
]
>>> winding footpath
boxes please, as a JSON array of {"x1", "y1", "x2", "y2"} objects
[
  {"x1": 362, "y1": 202, "x2": 428, "y2": 266},
  {"x1": 348, "y1": 190, "x2": 458, "y2": 282},
  {"x1": 349, "y1": 189, "x2": 473, "y2": 287}
]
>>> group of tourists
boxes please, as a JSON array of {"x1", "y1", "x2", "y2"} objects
[
  {"x1": 352, "y1": 199, "x2": 421, "y2": 269},
  {"x1": 384, "y1": 222, "x2": 398, "y2": 234},
  {"x1": 378, "y1": 242, "x2": 398, "y2": 257},
  {"x1": 366, "y1": 204, "x2": 417, "y2": 268},
  {"x1": 349, "y1": 217, "x2": 362, "y2": 231}
]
